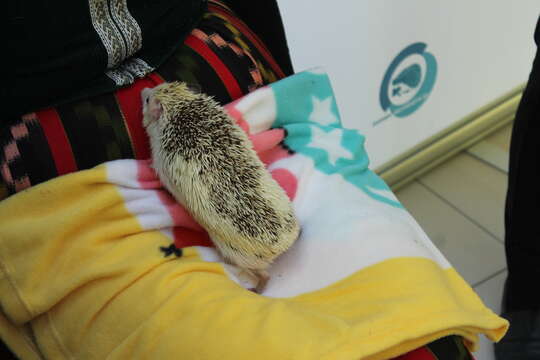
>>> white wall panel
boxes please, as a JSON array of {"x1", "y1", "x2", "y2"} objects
[{"x1": 277, "y1": 1, "x2": 538, "y2": 168}]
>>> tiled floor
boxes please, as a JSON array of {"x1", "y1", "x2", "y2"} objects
[{"x1": 394, "y1": 123, "x2": 513, "y2": 360}]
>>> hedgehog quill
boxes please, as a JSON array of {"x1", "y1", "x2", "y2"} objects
[{"x1": 141, "y1": 82, "x2": 301, "y2": 293}]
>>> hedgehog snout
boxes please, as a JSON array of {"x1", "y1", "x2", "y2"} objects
[{"x1": 141, "y1": 88, "x2": 152, "y2": 104}]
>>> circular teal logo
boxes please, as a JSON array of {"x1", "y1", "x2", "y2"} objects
[{"x1": 375, "y1": 43, "x2": 437, "y2": 126}]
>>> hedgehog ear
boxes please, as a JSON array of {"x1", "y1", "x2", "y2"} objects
[{"x1": 149, "y1": 97, "x2": 163, "y2": 121}]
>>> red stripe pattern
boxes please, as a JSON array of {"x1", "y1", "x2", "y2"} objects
[
  {"x1": 207, "y1": 3, "x2": 286, "y2": 79},
  {"x1": 185, "y1": 34, "x2": 243, "y2": 100},
  {"x1": 394, "y1": 346, "x2": 437, "y2": 360},
  {"x1": 37, "y1": 108, "x2": 78, "y2": 175},
  {"x1": 115, "y1": 73, "x2": 164, "y2": 159}
]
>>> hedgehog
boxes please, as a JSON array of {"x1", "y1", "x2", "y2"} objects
[{"x1": 141, "y1": 82, "x2": 301, "y2": 293}]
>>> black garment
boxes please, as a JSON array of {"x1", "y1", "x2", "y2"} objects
[
  {"x1": 0, "y1": 341, "x2": 15, "y2": 360},
  {"x1": 7, "y1": 0, "x2": 207, "y2": 118},
  {"x1": 503, "y1": 15, "x2": 540, "y2": 312},
  {"x1": 495, "y1": 309, "x2": 540, "y2": 359},
  {"x1": 6, "y1": 0, "x2": 295, "y2": 119}
]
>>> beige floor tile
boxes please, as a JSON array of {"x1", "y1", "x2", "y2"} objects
[
  {"x1": 396, "y1": 182, "x2": 506, "y2": 286},
  {"x1": 484, "y1": 123, "x2": 513, "y2": 152},
  {"x1": 474, "y1": 271, "x2": 506, "y2": 314},
  {"x1": 468, "y1": 141, "x2": 509, "y2": 173},
  {"x1": 472, "y1": 271, "x2": 507, "y2": 360},
  {"x1": 419, "y1": 154, "x2": 507, "y2": 241},
  {"x1": 467, "y1": 123, "x2": 512, "y2": 173}
]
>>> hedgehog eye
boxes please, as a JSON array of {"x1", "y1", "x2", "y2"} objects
[{"x1": 145, "y1": 97, "x2": 149, "y2": 104}]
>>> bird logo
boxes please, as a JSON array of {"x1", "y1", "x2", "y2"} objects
[{"x1": 374, "y1": 42, "x2": 437, "y2": 126}]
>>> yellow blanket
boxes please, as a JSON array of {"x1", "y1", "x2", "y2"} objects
[
  {"x1": 0, "y1": 158, "x2": 507, "y2": 360},
  {"x1": 1, "y1": 69, "x2": 508, "y2": 359}
]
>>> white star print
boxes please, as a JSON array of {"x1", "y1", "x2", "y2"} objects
[
  {"x1": 309, "y1": 95, "x2": 338, "y2": 126},
  {"x1": 306, "y1": 126, "x2": 354, "y2": 166}
]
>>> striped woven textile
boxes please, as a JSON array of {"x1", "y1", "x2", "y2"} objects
[{"x1": 0, "y1": 0, "x2": 284, "y2": 200}]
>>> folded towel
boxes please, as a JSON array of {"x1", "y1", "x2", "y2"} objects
[{"x1": 0, "y1": 69, "x2": 507, "y2": 359}]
